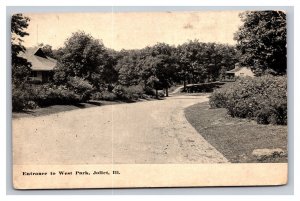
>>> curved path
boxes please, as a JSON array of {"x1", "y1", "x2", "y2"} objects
[
  {"x1": 169, "y1": 86, "x2": 184, "y2": 95},
  {"x1": 13, "y1": 95, "x2": 228, "y2": 165},
  {"x1": 169, "y1": 84, "x2": 196, "y2": 95}
]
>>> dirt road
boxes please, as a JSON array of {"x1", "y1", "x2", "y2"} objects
[{"x1": 13, "y1": 94, "x2": 228, "y2": 165}]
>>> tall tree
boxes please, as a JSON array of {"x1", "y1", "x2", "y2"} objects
[
  {"x1": 234, "y1": 11, "x2": 287, "y2": 75},
  {"x1": 150, "y1": 43, "x2": 178, "y2": 97},
  {"x1": 54, "y1": 31, "x2": 117, "y2": 90},
  {"x1": 177, "y1": 41, "x2": 237, "y2": 87},
  {"x1": 11, "y1": 14, "x2": 31, "y2": 85},
  {"x1": 39, "y1": 43, "x2": 55, "y2": 58},
  {"x1": 116, "y1": 50, "x2": 144, "y2": 86},
  {"x1": 176, "y1": 42, "x2": 194, "y2": 90}
]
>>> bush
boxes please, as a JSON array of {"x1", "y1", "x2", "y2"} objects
[
  {"x1": 157, "y1": 90, "x2": 165, "y2": 97},
  {"x1": 91, "y1": 91, "x2": 117, "y2": 101},
  {"x1": 67, "y1": 77, "x2": 93, "y2": 102},
  {"x1": 113, "y1": 84, "x2": 144, "y2": 101},
  {"x1": 144, "y1": 86, "x2": 156, "y2": 96},
  {"x1": 14, "y1": 78, "x2": 94, "y2": 109},
  {"x1": 31, "y1": 84, "x2": 82, "y2": 106},
  {"x1": 12, "y1": 85, "x2": 37, "y2": 111},
  {"x1": 144, "y1": 86, "x2": 165, "y2": 98},
  {"x1": 209, "y1": 75, "x2": 287, "y2": 125},
  {"x1": 208, "y1": 83, "x2": 232, "y2": 108},
  {"x1": 91, "y1": 92, "x2": 102, "y2": 100}
]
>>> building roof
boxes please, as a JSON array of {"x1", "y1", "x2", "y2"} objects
[{"x1": 19, "y1": 47, "x2": 57, "y2": 71}]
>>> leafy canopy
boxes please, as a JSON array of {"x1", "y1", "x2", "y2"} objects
[
  {"x1": 234, "y1": 11, "x2": 287, "y2": 75},
  {"x1": 11, "y1": 14, "x2": 31, "y2": 86},
  {"x1": 53, "y1": 31, "x2": 117, "y2": 90}
]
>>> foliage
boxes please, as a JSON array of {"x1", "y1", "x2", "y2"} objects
[
  {"x1": 209, "y1": 75, "x2": 287, "y2": 125},
  {"x1": 53, "y1": 31, "x2": 118, "y2": 90},
  {"x1": 91, "y1": 91, "x2": 117, "y2": 101},
  {"x1": 150, "y1": 43, "x2": 178, "y2": 92},
  {"x1": 52, "y1": 47, "x2": 65, "y2": 60},
  {"x1": 116, "y1": 49, "x2": 145, "y2": 86},
  {"x1": 234, "y1": 11, "x2": 287, "y2": 75},
  {"x1": 12, "y1": 84, "x2": 36, "y2": 111},
  {"x1": 11, "y1": 14, "x2": 34, "y2": 111},
  {"x1": 113, "y1": 84, "x2": 144, "y2": 101},
  {"x1": 39, "y1": 43, "x2": 55, "y2": 58},
  {"x1": 12, "y1": 76, "x2": 91, "y2": 109},
  {"x1": 31, "y1": 84, "x2": 82, "y2": 106},
  {"x1": 176, "y1": 41, "x2": 238, "y2": 86},
  {"x1": 144, "y1": 86, "x2": 156, "y2": 96},
  {"x1": 13, "y1": 15, "x2": 287, "y2": 111},
  {"x1": 115, "y1": 43, "x2": 180, "y2": 97},
  {"x1": 11, "y1": 14, "x2": 32, "y2": 86},
  {"x1": 67, "y1": 76, "x2": 93, "y2": 102}
]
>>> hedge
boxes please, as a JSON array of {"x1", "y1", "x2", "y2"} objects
[{"x1": 209, "y1": 75, "x2": 287, "y2": 125}]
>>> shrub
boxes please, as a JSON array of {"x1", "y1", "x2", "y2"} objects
[
  {"x1": 209, "y1": 83, "x2": 232, "y2": 108},
  {"x1": 124, "y1": 85, "x2": 144, "y2": 99},
  {"x1": 31, "y1": 84, "x2": 82, "y2": 106},
  {"x1": 100, "y1": 91, "x2": 117, "y2": 101},
  {"x1": 157, "y1": 90, "x2": 165, "y2": 97},
  {"x1": 209, "y1": 75, "x2": 287, "y2": 125},
  {"x1": 13, "y1": 77, "x2": 95, "y2": 110},
  {"x1": 144, "y1": 86, "x2": 156, "y2": 96},
  {"x1": 144, "y1": 86, "x2": 165, "y2": 98},
  {"x1": 91, "y1": 91, "x2": 117, "y2": 101},
  {"x1": 12, "y1": 85, "x2": 37, "y2": 111},
  {"x1": 67, "y1": 76, "x2": 93, "y2": 101},
  {"x1": 113, "y1": 84, "x2": 144, "y2": 101},
  {"x1": 91, "y1": 92, "x2": 102, "y2": 100}
]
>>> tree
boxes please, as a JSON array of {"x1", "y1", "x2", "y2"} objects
[
  {"x1": 234, "y1": 11, "x2": 287, "y2": 75},
  {"x1": 54, "y1": 31, "x2": 117, "y2": 90},
  {"x1": 205, "y1": 43, "x2": 238, "y2": 81},
  {"x1": 52, "y1": 47, "x2": 64, "y2": 60},
  {"x1": 176, "y1": 42, "x2": 194, "y2": 90},
  {"x1": 11, "y1": 14, "x2": 31, "y2": 86},
  {"x1": 39, "y1": 43, "x2": 55, "y2": 58},
  {"x1": 141, "y1": 54, "x2": 164, "y2": 98},
  {"x1": 150, "y1": 43, "x2": 178, "y2": 97},
  {"x1": 115, "y1": 44, "x2": 178, "y2": 98},
  {"x1": 176, "y1": 41, "x2": 237, "y2": 88},
  {"x1": 116, "y1": 50, "x2": 144, "y2": 86}
]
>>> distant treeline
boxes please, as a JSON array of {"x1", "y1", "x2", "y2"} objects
[
  {"x1": 46, "y1": 33, "x2": 238, "y2": 96},
  {"x1": 12, "y1": 11, "x2": 287, "y2": 111}
]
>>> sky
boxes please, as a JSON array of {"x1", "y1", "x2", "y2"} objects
[{"x1": 22, "y1": 11, "x2": 243, "y2": 50}]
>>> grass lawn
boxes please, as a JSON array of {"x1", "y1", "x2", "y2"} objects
[
  {"x1": 185, "y1": 101, "x2": 288, "y2": 163},
  {"x1": 12, "y1": 96, "x2": 165, "y2": 119},
  {"x1": 12, "y1": 100, "x2": 122, "y2": 119}
]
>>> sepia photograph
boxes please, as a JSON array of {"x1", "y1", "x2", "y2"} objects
[{"x1": 11, "y1": 9, "x2": 288, "y2": 189}]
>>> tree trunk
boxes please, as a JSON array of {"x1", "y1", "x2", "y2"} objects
[
  {"x1": 183, "y1": 80, "x2": 187, "y2": 91},
  {"x1": 155, "y1": 89, "x2": 158, "y2": 99},
  {"x1": 166, "y1": 87, "x2": 169, "y2": 97}
]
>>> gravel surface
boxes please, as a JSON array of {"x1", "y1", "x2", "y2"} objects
[{"x1": 13, "y1": 95, "x2": 228, "y2": 165}]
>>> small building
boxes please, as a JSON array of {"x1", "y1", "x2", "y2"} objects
[
  {"x1": 225, "y1": 64, "x2": 254, "y2": 81},
  {"x1": 19, "y1": 47, "x2": 57, "y2": 83}
]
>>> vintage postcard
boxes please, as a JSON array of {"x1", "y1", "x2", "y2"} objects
[{"x1": 11, "y1": 10, "x2": 288, "y2": 189}]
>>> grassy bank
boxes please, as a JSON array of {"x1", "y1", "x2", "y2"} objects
[
  {"x1": 12, "y1": 95, "x2": 166, "y2": 119},
  {"x1": 185, "y1": 101, "x2": 287, "y2": 163},
  {"x1": 12, "y1": 100, "x2": 118, "y2": 119}
]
